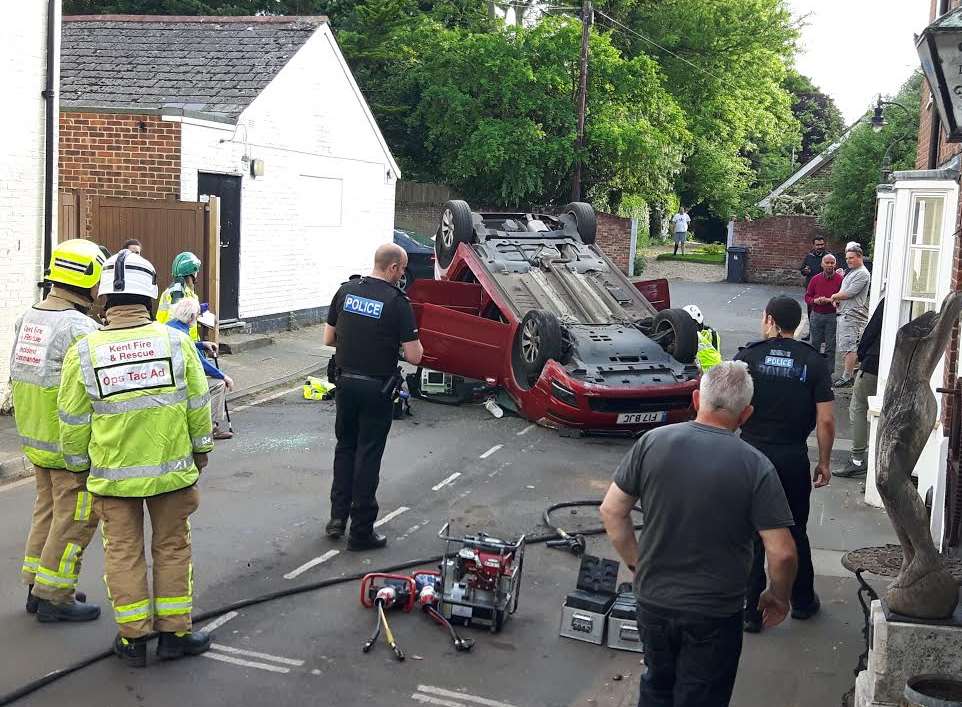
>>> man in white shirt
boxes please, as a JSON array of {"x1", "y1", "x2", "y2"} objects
[{"x1": 672, "y1": 207, "x2": 691, "y2": 255}]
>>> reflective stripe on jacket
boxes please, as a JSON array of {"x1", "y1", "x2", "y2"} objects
[
  {"x1": 696, "y1": 328, "x2": 722, "y2": 372},
  {"x1": 156, "y1": 283, "x2": 200, "y2": 342},
  {"x1": 58, "y1": 322, "x2": 214, "y2": 497},
  {"x1": 9, "y1": 308, "x2": 98, "y2": 468}
]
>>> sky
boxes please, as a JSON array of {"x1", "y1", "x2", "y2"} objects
[{"x1": 787, "y1": 0, "x2": 931, "y2": 123}]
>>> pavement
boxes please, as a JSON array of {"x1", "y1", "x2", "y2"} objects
[{"x1": 0, "y1": 280, "x2": 898, "y2": 707}]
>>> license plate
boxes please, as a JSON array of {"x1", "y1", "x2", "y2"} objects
[{"x1": 616, "y1": 411, "x2": 667, "y2": 425}]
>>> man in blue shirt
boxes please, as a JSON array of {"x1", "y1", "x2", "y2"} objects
[{"x1": 167, "y1": 298, "x2": 234, "y2": 440}]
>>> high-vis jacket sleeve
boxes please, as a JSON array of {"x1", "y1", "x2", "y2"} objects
[
  {"x1": 57, "y1": 342, "x2": 94, "y2": 472},
  {"x1": 183, "y1": 338, "x2": 214, "y2": 453}
]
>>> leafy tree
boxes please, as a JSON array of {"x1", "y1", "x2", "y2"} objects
[
  {"x1": 821, "y1": 72, "x2": 923, "y2": 249},
  {"x1": 784, "y1": 71, "x2": 845, "y2": 164}
]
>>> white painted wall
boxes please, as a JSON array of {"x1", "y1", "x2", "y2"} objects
[
  {"x1": 0, "y1": 3, "x2": 58, "y2": 400},
  {"x1": 177, "y1": 24, "x2": 398, "y2": 321}
]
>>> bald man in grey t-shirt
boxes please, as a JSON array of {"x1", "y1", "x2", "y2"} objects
[{"x1": 831, "y1": 246, "x2": 871, "y2": 387}]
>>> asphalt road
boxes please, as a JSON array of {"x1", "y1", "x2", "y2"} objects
[{"x1": 0, "y1": 280, "x2": 880, "y2": 707}]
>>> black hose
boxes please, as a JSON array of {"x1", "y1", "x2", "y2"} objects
[{"x1": 0, "y1": 502, "x2": 632, "y2": 705}]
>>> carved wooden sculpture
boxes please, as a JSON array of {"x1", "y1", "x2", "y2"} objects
[{"x1": 877, "y1": 292, "x2": 962, "y2": 619}]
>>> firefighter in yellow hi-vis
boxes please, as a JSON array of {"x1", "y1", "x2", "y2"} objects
[
  {"x1": 12, "y1": 239, "x2": 105, "y2": 622},
  {"x1": 58, "y1": 251, "x2": 215, "y2": 667}
]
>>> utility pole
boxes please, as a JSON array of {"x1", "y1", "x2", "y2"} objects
[{"x1": 571, "y1": 0, "x2": 591, "y2": 202}]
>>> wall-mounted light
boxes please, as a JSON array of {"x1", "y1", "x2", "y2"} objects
[
  {"x1": 917, "y1": 7, "x2": 962, "y2": 142},
  {"x1": 250, "y1": 158, "x2": 265, "y2": 178}
]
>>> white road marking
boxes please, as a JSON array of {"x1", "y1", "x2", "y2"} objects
[
  {"x1": 202, "y1": 651, "x2": 291, "y2": 674},
  {"x1": 432, "y1": 472, "x2": 461, "y2": 491},
  {"x1": 283, "y1": 549, "x2": 340, "y2": 580},
  {"x1": 726, "y1": 285, "x2": 752, "y2": 305},
  {"x1": 416, "y1": 685, "x2": 520, "y2": 707},
  {"x1": 412, "y1": 695, "x2": 467, "y2": 707},
  {"x1": 210, "y1": 643, "x2": 305, "y2": 666},
  {"x1": 201, "y1": 611, "x2": 239, "y2": 633},
  {"x1": 232, "y1": 382, "x2": 305, "y2": 412},
  {"x1": 396, "y1": 520, "x2": 431, "y2": 541},
  {"x1": 516, "y1": 424, "x2": 535, "y2": 436},
  {"x1": 374, "y1": 506, "x2": 410, "y2": 528},
  {"x1": 479, "y1": 444, "x2": 503, "y2": 459}
]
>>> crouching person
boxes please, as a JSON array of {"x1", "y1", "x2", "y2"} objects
[
  {"x1": 600, "y1": 361, "x2": 797, "y2": 706},
  {"x1": 58, "y1": 251, "x2": 215, "y2": 667},
  {"x1": 166, "y1": 298, "x2": 234, "y2": 440}
]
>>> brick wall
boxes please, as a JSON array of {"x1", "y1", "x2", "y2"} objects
[
  {"x1": 595, "y1": 212, "x2": 631, "y2": 273},
  {"x1": 732, "y1": 216, "x2": 844, "y2": 286},
  {"x1": 1, "y1": 2, "x2": 52, "y2": 401},
  {"x1": 59, "y1": 112, "x2": 181, "y2": 235}
]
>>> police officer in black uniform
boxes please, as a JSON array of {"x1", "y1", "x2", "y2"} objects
[
  {"x1": 734, "y1": 296, "x2": 835, "y2": 633},
  {"x1": 323, "y1": 243, "x2": 423, "y2": 551}
]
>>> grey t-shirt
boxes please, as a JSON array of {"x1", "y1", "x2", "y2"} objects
[
  {"x1": 613, "y1": 421, "x2": 793, "y2": 617},
  {"x1": 837, "y1": 265, "x2": 870, "y2": 322}
]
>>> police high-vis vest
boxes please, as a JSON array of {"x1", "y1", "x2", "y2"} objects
[
  {"x1": 10, "y1": 308, "x2": 99, "y2": 468},
  {"x1": 696, "y1": 328, "x2": 722, "y2": 372},
  {"x1": 58, "y1": 322, "x2": 214, "y2": 497},
  {"x1": 156, "y1": 282, "x2": 200, "y2": 341}
]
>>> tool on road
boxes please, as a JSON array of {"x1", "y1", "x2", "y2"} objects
[
  {"x1": 438, "y1": 523, "x2": 525, "y2": 633},
  {"x1": 360, "y1": 573, "x2": 414, "y2": 660},
  {"x1": 413, "y1": 570, "x2": 474, "y2": 652},
  {"x1": 559, "y1": 554, "x2": 620, "y2": 645}
]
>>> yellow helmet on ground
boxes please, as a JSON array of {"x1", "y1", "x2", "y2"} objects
[{"x1": 46, "y1": 239, "x2": 107, "y2": 290}]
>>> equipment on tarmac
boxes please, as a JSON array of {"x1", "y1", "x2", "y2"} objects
[
  {"x1": 606, "y1": 590, "x2": 643, "y2": 653},
  {"x1": 559, "y1": 554, "x2": 620, "y2": 645},
  {"x1": 303, "y1": 376, "x2": 335, "y2": 401},
  {"x1": 409, "y1": 368, "x2": 494, "y2": 406},
  {"x1": 413, "y1": 570, "x2": 474, "y2": 652},
  {"x1": 45, "y1": 239, "x2": 107, "y2": 289},
  {"x1": 360, "y1": 573, "x2": 415, "y2": 661},
  {"x1": 437, "y1": 523, "x2": 525, "y2": 633}
]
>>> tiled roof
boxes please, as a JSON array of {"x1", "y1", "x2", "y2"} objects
[{"x1": 61, "y1": 15, "x2": 326, "y2": 121}]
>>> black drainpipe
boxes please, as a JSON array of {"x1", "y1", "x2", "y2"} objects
[
  {"x1": 929, "y1": 0, "x2": 951, "y2": 169},
  {"x1": 40, "y1": 0, "x2": 56, "y2": 286}
]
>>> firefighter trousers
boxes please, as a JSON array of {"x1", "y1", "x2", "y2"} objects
[
  {"x1": 22, "y1": 466, "x2": 99, "y2": 603},
  {"x1": 94, "y1": 485, "x2": 200, "y2": 639}
]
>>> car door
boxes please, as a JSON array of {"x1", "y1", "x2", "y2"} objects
[{"x1": 407, "y1": 280, "x2": 512, "y2": 382}]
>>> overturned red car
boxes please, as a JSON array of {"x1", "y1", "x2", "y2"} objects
[{"x1": 406, "y1": 200, "x2": 701, "y2": 434}]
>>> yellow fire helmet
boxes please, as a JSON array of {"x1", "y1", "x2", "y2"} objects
[{"x1": 45, "y1": 239, "x2": 108, "y2": 290}]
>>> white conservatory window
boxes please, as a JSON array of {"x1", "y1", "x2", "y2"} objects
[
  {"x1": 878, "y1": 199, "x2": 895, "y2": 294},
  {"x1": 903, "y1": 194, "x2": 944, "y2": 321}
]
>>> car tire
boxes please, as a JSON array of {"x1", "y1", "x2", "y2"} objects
[
  {"x1": 436, "y1": 200, "x2": 475, "y2": 268},
  {"x1": 564, "y1": 202, "x2": 597, "y2": 245},
  {"x1": 513, "y1": 309, "x2": 564, "y2": 388},
  {"x1": 651, "y1": 308, "x2": 699, "y2": 364},
  {"x1": 399, "y1": 268, "x2": 413, "y2": 291}
]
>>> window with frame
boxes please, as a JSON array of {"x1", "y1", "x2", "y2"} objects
[
  {"x1": 878, "y1": 199, "x2": 895, "y2": 294},
  {"x1": 903, "y1": 194, "x2": 944, "y2": 321}
]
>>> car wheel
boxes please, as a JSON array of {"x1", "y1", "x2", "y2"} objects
[
  {"x1": 564, "y1": 202, "x2": 597, "y2": 245},
  {"x1": 435, "y1": 199, "x2": 475, "y2": 268},
  {"x1": 513, "y1": 309, "x2": 564, "y2": 388},
  {"x1": 399, "y1": 268, "x2": 413, "y2": 291},
  {"x1": 651, "y1": 308, "x2": 699, "y2": 364}
]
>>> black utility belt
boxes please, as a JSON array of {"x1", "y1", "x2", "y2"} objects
[{"x1": 339, "y1": 372, "x2": 390, "y2": 383}]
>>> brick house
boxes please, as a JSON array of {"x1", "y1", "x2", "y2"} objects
[
  {"x1": 1, "y1": 2, "x2": 58, "y2": 400},
  {"x1": 731, "y1": 133, "x2": 850, "y2": 285},
  {"x1": 59, "y1": 15, "x2": 400, "y2": 331},
  {"x1": 861, "y1": 0, "x2": 962, "y2": 548}
]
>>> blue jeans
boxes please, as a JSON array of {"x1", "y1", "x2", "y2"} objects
[{"x1": 636, "y1": 603, "x2": 744, "y2": 707}]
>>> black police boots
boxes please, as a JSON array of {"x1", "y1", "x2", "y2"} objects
[
  {"x1": 325, "y1": 517, "x2": 347, "y2": 539},
  {"x1": 157, "y1": 631, "x2": 212, "y2": 660},
  {"x1": 791, "y1": 594, "x2": 821, "y2": 620},
  {"x1": 113, "y1": 634, "x2": 148, "y2": 668},
  {"x1": 36, "y1": 597, "x2": 100, "y2": 623},
  {"x1": 347, "y1": 532, "x2": 388, "y2": 552},
  {"x1": 26, "y1": 585, "x2": 38, "y2": 615}
]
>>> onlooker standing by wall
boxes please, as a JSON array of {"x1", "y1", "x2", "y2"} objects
[
  {"x1": 123, "y1": 239, "x2": 142, "y2": 255},
  {"x1": 799, "y1": 236, "x2": 830, "y2": 338},
  {"x1": 830, "y1": 245, "x2": 871, "y2": 387},
  {"x1": 601, "y1": 361, "x2": 797, "y2": 706},
  {"x1": 671, "y1": 206, "x2": 691, "y2": 256},
  {"x1": 804, "y1": 254, "x2": 843, "y2": 371},
  {"x1": 836, "y1": 298, "x2": 884, "y2": 479}
]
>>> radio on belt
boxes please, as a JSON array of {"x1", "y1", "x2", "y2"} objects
[{"x1": 559, "y1": 555, "x2": 619, "y2": 646}]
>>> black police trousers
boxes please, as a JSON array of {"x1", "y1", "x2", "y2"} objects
[
  {"x1": 331, "y1": 376, "x2": 394, "y2": 538},
  {"x1": 744, "y1": 441, "x2": 816, "y2": 615}
]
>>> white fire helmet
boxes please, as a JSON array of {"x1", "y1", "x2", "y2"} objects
[
  {"x1": 98, "y1": 250, "x2": 159, "y2": 300},
  {"x1": 683, "y1": 304, "x2": 704, "y2": 325}
]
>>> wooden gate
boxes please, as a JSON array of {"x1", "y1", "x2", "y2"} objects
[
  {"x1": 59, "y1": 190, "x2": 83, "y2": 240},
  {"x1": 90, "y1": 196, "x2": 219, "y2": 312}
]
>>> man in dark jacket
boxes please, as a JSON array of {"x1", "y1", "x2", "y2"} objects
[
  {"x1": 800, "y1": 237, "x2": 830, "y2": 287},
  {"x1": 836, "y1": 298, "x2": 884, "y2": 478}
]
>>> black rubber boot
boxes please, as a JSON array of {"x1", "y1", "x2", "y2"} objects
[
  {"x1": 157, "y1": 631, "x2": 212, "y2": 660},
  {"x1": 113, "y1": 634, "x2": 148, "y2": 668},
  {"x1": 791, "y1": 594, "x2": 821, "y2": 620},
  {"x1": 36, "y1": 598, "x2": 100, "y2": 623},
  {"x1": 347, "y1": 532, "x2": 388, "y2": 552},
  {"x1": 325, "y1": 518, "x2": 347, "y2": 539},
  {"x1": 26, "y1": 585, "x2": 38, "y2": 615}
]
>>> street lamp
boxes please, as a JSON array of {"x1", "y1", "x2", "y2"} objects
[
  {"x1": 916, "y1": 6, "x2": 962, "y2": 142},
  {"x1": 871, "y1": 96, "x2": 913, "y2": 134}
]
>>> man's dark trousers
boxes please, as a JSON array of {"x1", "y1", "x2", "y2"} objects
[
  {"x1": 636, "y1": 602, "x2": 744, "y2": 706},
  {"x1": 331, "y1": 376, "x2": 393, "y2": 538},
  {"x1": 745, "y1": 441, "x2": 815, "y2": 613}
]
